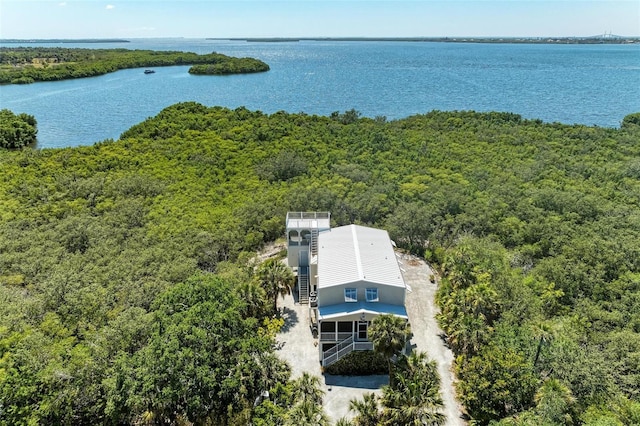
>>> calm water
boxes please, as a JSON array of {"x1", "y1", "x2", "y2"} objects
[{"x1": 1, "y1": 38, "x2": 639, "y2": 149}]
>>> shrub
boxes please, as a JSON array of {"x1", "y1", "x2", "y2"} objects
[{"x1": 324, "y1": 351, "x2": 387, "y2": 375}]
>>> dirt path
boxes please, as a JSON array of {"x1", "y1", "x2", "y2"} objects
[{"x1": 399, "y1": 252, "x2": 466, "y2": 426}]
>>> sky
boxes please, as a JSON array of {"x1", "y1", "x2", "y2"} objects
[{"x1": 1, "y1": 1, "x2": 639, "y2": 39}]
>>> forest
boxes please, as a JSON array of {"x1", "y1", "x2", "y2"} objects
[
  {"x1": 0, "y1": 109, "x2": 37, "y2": 149},
  {"x1": 0, "y1": 48, "x2": 269, "y2": 84},
  {"x1": 0, "y1": 104, "x2": 639, "y2": 425}
]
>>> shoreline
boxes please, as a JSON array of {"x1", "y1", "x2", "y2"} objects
[
  {"x1": 214, "y1": 36, "x2": 640, "y2": 44},
  {"x1": 2, "y1": 36, "x2": 639, "y2": 45}
]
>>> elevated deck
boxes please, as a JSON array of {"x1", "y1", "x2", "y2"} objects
[{"x1": 286, "y1": 211, "x2": 331, "y2": 231}]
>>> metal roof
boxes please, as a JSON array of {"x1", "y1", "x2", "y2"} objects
[
  {"x1": 317, "y1": 224, "x2": 405, "y2": 289},
  {"x1": 318, "y1": 301, "x2": 408, "y2": 320}
]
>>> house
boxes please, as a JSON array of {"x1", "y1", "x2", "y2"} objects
[
  {"x1": 286, "y1": 212, "x2": 408, "y2": 367},
  {"x1": 285, "y1": 211, "x2": 331, "y2": 304}
]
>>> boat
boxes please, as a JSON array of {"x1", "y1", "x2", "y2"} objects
[{"x1": 144, "y1": 69, "x2": 155, "y2": 74}]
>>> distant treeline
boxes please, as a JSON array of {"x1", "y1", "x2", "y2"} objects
[
  {"x1": 0, "y1": 47, "x2": 269, "y2": 84},
  {"x1": 216, "y1": 36, "x2": 640, "y2": 44},
  {"x1": 0, "y1": 39, "x2": 130, "y2": 43}
]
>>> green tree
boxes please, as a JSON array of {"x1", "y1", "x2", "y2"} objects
[
  {"x1": 369, "y1": 314, "x2": 412, "y2": 378},
  {"x1": 456, "y1": 345, "x2": 538, "y2": 423},
  {"x1": 256, "y1": 259, "x2": 294, "y2": 314},
  {"x1": 380, "y1": 352, "x2": 445, "y2": 426},
  {"x1": 621, "y1": 112, "x2": 640, "y2": 129},
  {"x1": 292, "y1": 372, "x2": 324, "y2": 406},
  {"x1": 237, "y1": 280, "x2": 268, "y2": 318},
  {"x1": 285, "y1": 400, "x2": 329, "y2": 426},
  {"x1": 533, "y1": 379, "x2": 576, "y2": 425},
  {"x1": 349, "y1": 392, "x2": 381, "y2": 426},
  {"x1": 105, "y1": 274, "x2": 288, "y2": 424},
  {"x1": 284, "y1": 373, "x2": 328, "y2": 426},
  {"x1": 0, "y1": 109, "x2": 37, "y2": 148}
]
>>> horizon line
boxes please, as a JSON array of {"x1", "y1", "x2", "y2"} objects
[{"x1": 2, "y1": 35, "x2": 640, "y2": 41}]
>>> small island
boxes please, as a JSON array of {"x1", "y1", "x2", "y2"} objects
[
  {"x1": 188, "y1": 57, "x2": 270, "y2": 75},
  {"x1": 0, "y1": 47, "x2": 269, "y2": 84}
]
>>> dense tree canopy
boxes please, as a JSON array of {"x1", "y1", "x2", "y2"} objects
[
  {"x1": 1, "y1": 104, "x2": 639, "y2": 423},
  {"x1": 0, "y1": 109, "x2": 37, "y2": 148}
]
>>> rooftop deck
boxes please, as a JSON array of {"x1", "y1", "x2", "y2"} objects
[{"x1": 286, "y1": 211, "x2": 331, "y2": 230}]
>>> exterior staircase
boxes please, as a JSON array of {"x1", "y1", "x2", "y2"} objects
[
  {"x1": 311, "y1": 228, "x2": 319, "y2": 256},
  {"x1": 298, "y1": 250, "x2": 309, "y2": 304},
  {"x1": 322, "y1": 336, "x2": 354, "y2": 367},
  {"x1": 321, "y1": 336, "x2": 375, "y2": 367}
]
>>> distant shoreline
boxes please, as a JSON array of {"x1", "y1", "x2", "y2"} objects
[
  {"x1": 3, "y1": 36, "x2": 638, "y2": 45},
  {"x1": 214, "y1": 36, "x2": 640, "y2": 44},
  {"x1": 0, "y1": 39, "x2": 130, "y2": 44}
]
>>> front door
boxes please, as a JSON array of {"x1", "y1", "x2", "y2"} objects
[{"x1": 357, "y1": 321, "x2": 368, "y2": 341}]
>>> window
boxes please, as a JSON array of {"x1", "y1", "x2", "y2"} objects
[
  {"x1": 344, "y1": 288, "x2": 357, "y2": 302},
  {"x1": 366, "y1": 288, "x2": 379, "y2": 302},
  {"x1": 320, "y1": 321, "x2": 336, "y2": 332},
  {"x1": 337, "y1": 321, "x2": 353, "y2": 333}
]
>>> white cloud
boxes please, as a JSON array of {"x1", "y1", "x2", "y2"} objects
[
  {"x1": 106, "y1": 4, "x2": 115, "y2": 10},
  {"x1": 58, "y1": 2, "x2": 67, "y2": 6}
]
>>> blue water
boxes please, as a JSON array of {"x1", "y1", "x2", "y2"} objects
[{"x1": 1, "y1": 38, "x2": 639, "y2": 149}]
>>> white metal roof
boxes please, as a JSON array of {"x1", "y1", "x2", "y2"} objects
[{"x1": 317, "y1": 224, "x2": 406, "y2": 289}]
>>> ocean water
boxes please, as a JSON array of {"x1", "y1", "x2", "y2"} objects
[{"x1": 0, "y1": 38, "x2": 639, "y2": 149}]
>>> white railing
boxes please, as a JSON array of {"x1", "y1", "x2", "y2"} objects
[
  {"x1": 287, "y1": 212, "x2": 330, "y2": 220},
  {"x1": 320, "y1": 332, "x2": 335, "y2": 341},
  {"x1": 337, "y1": 332, "x2": 353, "y2": 340},
  {"x1": 322, "y1": 336, "x2": 374, "y2": 367},
  {"x1": 354, "y1": 342, "x2": 374, "y2": 351},
  {"x1": 322, "y1": 336, "x2": 354, "y2": 367},
  {"x1": 319, "y1": 332, "x2": 354, "y2": 342}
]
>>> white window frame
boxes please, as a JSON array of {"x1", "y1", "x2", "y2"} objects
[
  {"x1": 344, "y1": 288, "x2": 357, "y2": 302},
  {"x1": 366, "y1": 288, "x2": 379, "y2": 302}
]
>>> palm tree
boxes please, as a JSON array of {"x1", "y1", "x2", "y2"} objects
[
  {"x1": 285, "y1": 400, "x2": 329, "y2": 426},
  {"x1": 256, "y1": 258, "x2": 293, "y2": 313},
  {"x1": 292, "y1": 372, "x2": 324, "y2": 406},
  {"x1": 531, "y1": 321, "x2": 557, "y2": 369},
  {"x1": 254, "y1": 352, "x2": 291, "y2": 394},
  {"x1": 236, "y1": 280, "x2": 267, "y2": 318},
  {"x1": 380, "y1": 352, "x2": 445, "y2": 426},
  {"x1": 534, "y1": 378, "x2": 576, "y2": 425},
  {"x1": 368, "y1": 314, "x2": 412, "y2": 378},
  {"x1": 349, "y1": 392, "x2": 380, "y2": 426},
  {"x1": 283, "y1": 373, "x2": 328, "y2": 426},
  {"x1": 437, "y1": 282, "x2": 495, "y2": 357}
]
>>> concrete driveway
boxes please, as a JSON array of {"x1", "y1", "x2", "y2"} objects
[{"x1": 276, "y1": 252, "x2": 466, "y2": 425}]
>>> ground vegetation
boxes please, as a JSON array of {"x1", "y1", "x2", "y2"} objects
[
  {"x1": 0, "y1": 47, "x2": 269, "y2": 84},
  {"x1": 1, "y1": 104, "x2": 639, "y2": 424}
]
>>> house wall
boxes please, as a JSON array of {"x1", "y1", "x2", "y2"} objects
[
  {"x1": 317, "y1": 281, "x2": 405, "y2": 307},
  {"x1": 310, "y1": 263, "x2": 318, "y2": 290},
  {"x1": 286, "y1": 229, "x2": 309, "y2": 268}
]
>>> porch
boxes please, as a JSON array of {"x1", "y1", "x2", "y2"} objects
[{"x1": 317, "y1": 318, "x2": 378, "y2": 367}]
